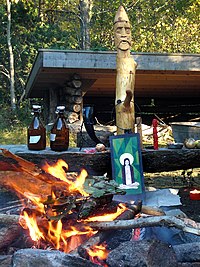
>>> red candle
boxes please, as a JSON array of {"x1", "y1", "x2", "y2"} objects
[
  {"x1": 190, "y1": 189, "x2": 200, "y2": 200},
  {"x1": 152, "y1": 119, "x2": 158, "y2": 150}
]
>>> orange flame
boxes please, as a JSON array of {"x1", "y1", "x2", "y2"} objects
[
  {"x1": 14, "y1": 158, "x2": 127, "y2": 256},
  {"x1": 22, "y1": 211, "x2": 44, "y2": 241},
  {"x1": 68, "y1": 169, "x2": 89, "y2": 196},
  {"x1": 42, "y1": 159, "x2": 69, "y2": 182},
  {"x1": 42, "y1": 160, "x2": 89, "y2": 196},
  {"x1": 87, "y1": 243, "x2": 110, "y2": 266},
  {"x1": 86, "y1": 203, "x2": 127, "y2": 222}
]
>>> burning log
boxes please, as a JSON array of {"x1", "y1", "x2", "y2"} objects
[
  {"x1": 71, "y1": 201, "x2": 142, "y2": 257},
  {"x1": 86, "y1": 215, "x2": 200, "y2": 236},
  {"x1": 0, "y1": 149, "x2": 69, "y2": 186},
  {"x1": 0, "y1": 149, "x2": 87, "y2": 201}
]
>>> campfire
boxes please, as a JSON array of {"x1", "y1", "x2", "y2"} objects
[
  {"x1": 0, "y1": 148, "x2": 136, "y2": 265},
  {"x1": 1, "y1": 148, "x2": 200, "y2": 266}
]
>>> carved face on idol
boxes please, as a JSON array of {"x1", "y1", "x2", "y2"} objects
[{"x1": 114, "y1": 21, "x2": 132, "y2": 51}]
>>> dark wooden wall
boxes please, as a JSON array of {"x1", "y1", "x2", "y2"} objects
[{"x1": 84, "y1": 96, "x2": 200, "y2": 125}]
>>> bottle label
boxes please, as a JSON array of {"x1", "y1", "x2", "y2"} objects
[
  {"x1": 50, "y1": 133, "x2": 56, "y2": 141},
  {"x1": 29, "y1": 136, "x2": 41, "y2": 144}
]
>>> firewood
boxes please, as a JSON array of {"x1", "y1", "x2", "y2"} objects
[
  {"x1": 173, "y1": 242, "x2": 200, "y2": 263},
  {"x1": 0, "y1": 148, "x2": 38, "y2": 173},
  {"x1": 65, "y1": 111, "x2": 79, "y2": 123},
  {"x1": 67, "y1": 103, "x2": 81, "y2": 113},
  {"x1": 86, "y1": 215, "x2": 200, "y2": 236},
  {"x1": 63, "y1": 87, "x2": 82, "y2": 96},
  {"x1": 65, "y1": 95, "x2": 82, "y2": 104},
  {"x1": 0, "y1": 149, "x2": 70, "y2": 187},
  {"x1": 0, "y1": 203, "x2": 23, "y2": 213},
  {"x1": 66, "y1": 79, "x2": 82, "y2": 89}
]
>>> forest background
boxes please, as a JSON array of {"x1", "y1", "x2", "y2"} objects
[{"x1": 0, "y1": 0, "x2": 199, "y2": 144}]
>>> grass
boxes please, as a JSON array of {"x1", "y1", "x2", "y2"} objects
[
  {"x1": 0, "y1": 126, "x2": 77, "y2": 147},
  {"x1": 0, "y1": 127, "x2": 27, "y2": 145},
  {"x1": 144, "y1": 169, "x2": 200, "y2": 189}
]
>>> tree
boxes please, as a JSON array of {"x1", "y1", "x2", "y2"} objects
[
  {"x1": 79, "y1": 0, "x2": 93, "y2": 49},
  {"x1": 6, "y1": 0, "x2": 16, "y2": 110},
  {"x1": 0, "y1": 0, "x2": 17, "y2": 111},
  {"x1": 0, "y1": 0, "x2": 199, "y2": 113}
]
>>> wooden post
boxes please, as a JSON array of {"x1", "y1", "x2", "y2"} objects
[
  {"x1": 136, "y1": 117, "x2": 143, "y2": 149},
  {"x1": 114, "y1": 6, "x2": 137, "y2": 135}
]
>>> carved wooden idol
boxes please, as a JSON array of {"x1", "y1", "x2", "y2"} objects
[{"x1": 114, "y1": 6, "x2": 137, "y2": 135}]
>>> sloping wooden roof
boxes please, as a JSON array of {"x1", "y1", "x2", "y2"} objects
[{"x1": 25, "y1": 49, "x2": 200, "y2": 99}]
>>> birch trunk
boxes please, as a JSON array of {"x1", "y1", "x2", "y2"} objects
[
  {"x1": 7, "y1": 0, "x2": 16, "y2": 111},
  {"x1": 79, "y1": 0, "x2": 92, "y2": 50}
]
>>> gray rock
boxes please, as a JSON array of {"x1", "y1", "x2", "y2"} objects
[
  {"x1": 173, "y1": 242, "x2": 200, "y2": 262},
  {"x1": 0, "y1": 255, "x2": 12, "y2": 267},
  {"x1": 106, "y1": 239, "x2": 178, "y2": 267},
  {"x1": 12, "y1": 249, "x2": 99, "y2": 267}
]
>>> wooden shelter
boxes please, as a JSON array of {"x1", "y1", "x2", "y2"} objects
[{"x1": 24, "y1": 49, "x2": 200, "y2": 124}]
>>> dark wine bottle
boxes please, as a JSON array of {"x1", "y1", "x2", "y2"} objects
[
  {"x1": 27, "y1": 105, "x2": 46, "y2": 150},
  {"x1": 50, "y1": 106, "x2": 69, "y2": 151}
]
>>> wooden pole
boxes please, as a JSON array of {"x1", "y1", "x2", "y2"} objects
[
  {"x1": 136, "y1": 117, "x2": 143, "y2": 149},
  {"x1": 114, "y1": 6, "x2": 137, "y2": 135}
]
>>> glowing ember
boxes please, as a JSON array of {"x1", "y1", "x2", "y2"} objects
[{"x1": 87, "y1": 243, "x2": 110, "y2": 267}]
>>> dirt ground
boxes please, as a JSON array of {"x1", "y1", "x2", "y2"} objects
[{"x1": 144, "y1": 168, "x2": 200, "y2": 222}]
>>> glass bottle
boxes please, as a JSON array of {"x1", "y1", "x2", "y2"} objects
[
  {"x1": 27, "y1": 105, "x2": 46, "y2": 150},
  {"x1": 50, "y1": 106, "x2": 69, "y2": 151}
]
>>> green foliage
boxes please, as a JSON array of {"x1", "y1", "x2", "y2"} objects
[
  {"x1": 0, "y1": 103, "x2": 31, "y2": 144},
  {"x1": 0, "y1": 0, "x2": 199, "y2": 143}
]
